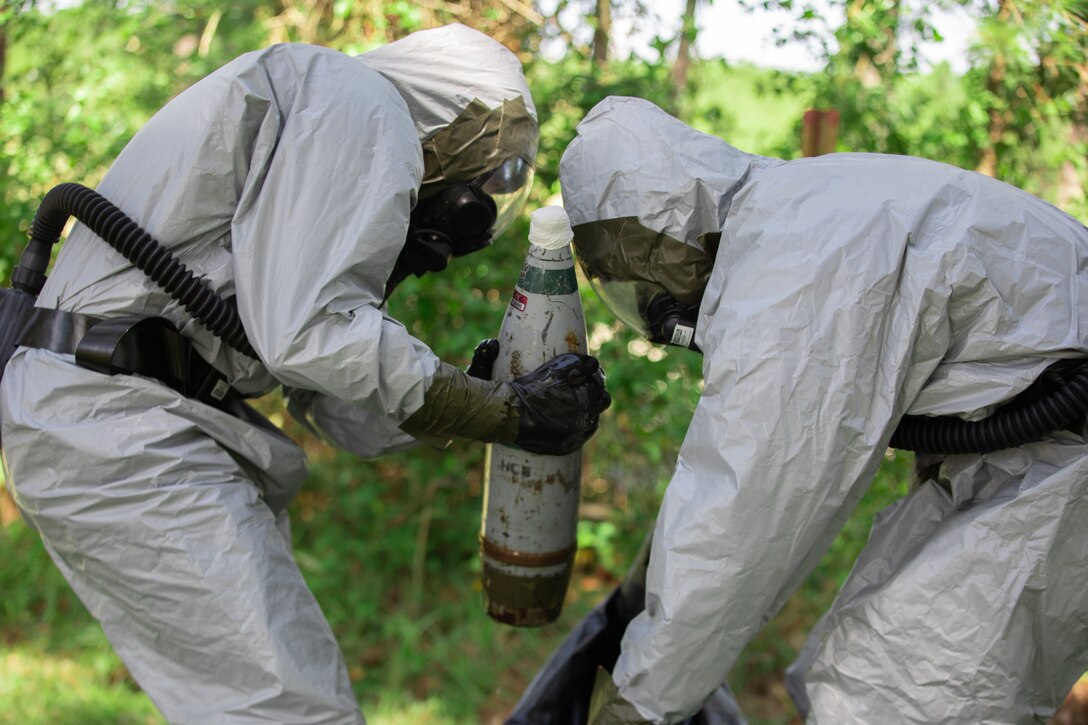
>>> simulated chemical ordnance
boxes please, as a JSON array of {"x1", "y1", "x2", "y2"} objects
[{"x1": 481, "y1": 206, "x2": 587, "y2": 627}]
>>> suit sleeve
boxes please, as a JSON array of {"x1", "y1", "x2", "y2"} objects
[
  {"x1": 231, "y1": 46, "x2": 439, "y2": 422},
  {"x1": 285, "y1": 388, "x2": 419, "y2": 458}
]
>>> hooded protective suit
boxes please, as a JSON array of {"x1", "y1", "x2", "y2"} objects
[
  {"x1": 0, "y1": 25, "x2": 539, "y2": 723},
  {"x1": 560, "y1": 96, "x2": 1088, "y2": 724}
]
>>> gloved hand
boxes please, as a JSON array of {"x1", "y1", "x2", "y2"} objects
[
  {"x1": 509, "y1": 353, "x2": 610, "y2": 455},
  {"x1": 399, "y1": 349, "x2": 610, "y2": 456},
  {"x1": 589, "y1": 667, "x2": 654, "y2": 724},
  {"x1": 461, "y1": 338, "x2": 609, "y2": 455},
  {"x1": 466, "y1": 338, "x2": 500, "y2": 380}
]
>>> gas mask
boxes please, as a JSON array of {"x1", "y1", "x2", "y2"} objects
[
  {"x1": 571, "y1": 220, "x2": 717, "y2": 353},
  {"x1": 584, "y1": 278, "x2": 702, "y2": 353},
  {"x1": 384, "y1": 157, "x2": 533, "y2": 300}
]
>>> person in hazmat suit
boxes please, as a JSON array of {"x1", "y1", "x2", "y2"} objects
[
  {"x1": 0, "y1": 24, "x2": 610, "y2": 724},
  {"x1": 558, "y1": 96, "x2": 1088, "y2": 724}
]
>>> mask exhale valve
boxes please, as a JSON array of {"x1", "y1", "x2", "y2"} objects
[{"x1": 384, "y1": 174, "x2": 499, "y2": 301}]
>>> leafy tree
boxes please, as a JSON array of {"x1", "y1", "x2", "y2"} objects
[
  {"x1": 752, "y1": 0, "x2": 1086, "y2": 212},
  {"x1": 0, "y1": 1, "x2": 270, "y2": 276},
  {"x1": 257, "y1": 0, "x2": 542, "y2": 52},
  {"x1": 758, "y1": 0, "x2": 967, "y2": 154},
  {"x1": 961, "y1": 0, "x2": 1087, "y2": 209}
]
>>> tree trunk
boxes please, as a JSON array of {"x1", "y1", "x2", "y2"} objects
[
  {"x1": 976, "y1": 52, "x2": 1006, "y2": 177},
  {"x1": 0, "y1": 485, "x2": 18, "y2": 527},
  {"x1": 671, "y1": 0, "x2": 698, "y2": 88},
  {"x1": 977, "y1": 0, "x2": 1012, "y2": 177},
  {"x1": 593, "y1": 0, "x2": 610, "y2": 67}
]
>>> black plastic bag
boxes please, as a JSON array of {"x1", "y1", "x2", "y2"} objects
[{"x1": 505, "y1": 535, "x2": 746, "y2": 725}]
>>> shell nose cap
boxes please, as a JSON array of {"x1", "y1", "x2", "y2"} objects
[{"x1": 529, "y1": 206, "x2": 574, "y2": 250}]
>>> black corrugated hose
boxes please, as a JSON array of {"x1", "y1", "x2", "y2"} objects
[
  {"x1": 17, "y1": 182, "x2": 257, "y2": 359},
  {"x1": 890, "y1": 360, "x2": 1088, "y2": 454}
]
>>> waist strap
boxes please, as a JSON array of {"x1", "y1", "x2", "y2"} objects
[
  {"x1": 19, "y1": 306, "x2": 101, "y2": 353},
  {"x1": 18, "y1": 308, "x2": 242, "y2": 410}
]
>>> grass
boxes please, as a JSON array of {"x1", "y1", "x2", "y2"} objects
[{"x1": 0, "y1": 643, "x2": 163, "y2": 725}]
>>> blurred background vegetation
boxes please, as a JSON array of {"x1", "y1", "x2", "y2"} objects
[{"x1": 0, "y1": 0, "x2": 1086, "y2": 723}]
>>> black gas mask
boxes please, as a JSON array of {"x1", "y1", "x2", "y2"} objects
[
  {"x1": 384, "y1": 157, "x2": 533, "y2": 301},
  {"x1": 383, "y1": 180, "x2": 495, "y2": 301},
  {"x1": 412, "y1": 180, "x2": 497, "y2": 265}
]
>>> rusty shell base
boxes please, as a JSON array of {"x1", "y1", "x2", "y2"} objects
[
  {"x1": 481, "y1": 553, "x2": 575, "y2": 627},
  {"x1": 480, "y1": 442, "x2": 582, "y2": 627}
]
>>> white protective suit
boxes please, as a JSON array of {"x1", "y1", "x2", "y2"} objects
[
  {"x1": 0, "y1": 25, "x2": 536, "y2": 723},
  {"x1": 560, "y1": 96, "x2": 1088, "y2": 724}
]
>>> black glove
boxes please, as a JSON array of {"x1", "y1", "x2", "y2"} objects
[
  {"x1": 466, "y1": 338, "x2": 500, "y2": 380},
  {"x1": 510, "y1": 353, "x2": 612, "y2": 456}
]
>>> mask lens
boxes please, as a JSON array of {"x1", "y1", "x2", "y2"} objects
[
  {"x1": 481, "y1": 157, "x2": 534, "y2": 238},
  {"x1": 583, "y1": 277, "x2": 664, "y2": 338}
]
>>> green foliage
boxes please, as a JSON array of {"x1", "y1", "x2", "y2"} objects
[
  {"x1": 956, "y1": 0, "x2": 1088, "y2": 202},
  {"x1": 686, "y1": 61, "x2": 815, "y2": 155},
  {"x1": 758, "y1": 0, "x2": 1087, "y2": 210},
  {"x1": 1, "y1": 645, "x2": 163, "y2": 725},
  {"x1": 0, "y1": 1, "x2": 268, "y2": 275},
  {"x1": 0, "y1": 517, "x2": 94, "y2": 647},
  {"x1": 527, "y1": 52, "x2": 679, "y2": 199},
  {"x1": 285, "y1": 446, "x2": 598, "y2": 721}
]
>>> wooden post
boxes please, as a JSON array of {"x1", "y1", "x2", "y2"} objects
[
  {"x1": 1, "y1": 484, "x2": 19, "y2": 527},
  {"x1": 802, "y1": 109, "x2": 840, "y2": 157}
]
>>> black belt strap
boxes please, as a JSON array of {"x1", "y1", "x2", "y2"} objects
[
  {"x1": 19, "y1": 307, "x2": 101, "y2": 353},
  {"x1": 18, "y1": 307, "x2": 242, "y2": 410}
]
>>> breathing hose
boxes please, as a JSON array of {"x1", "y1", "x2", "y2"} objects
[
  {"x1": 890, "y1": 361, "x2": 1088, "y2": 454},
  {"x1": 14, "y1": 182, "x2": 256, "y2": 359}
]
